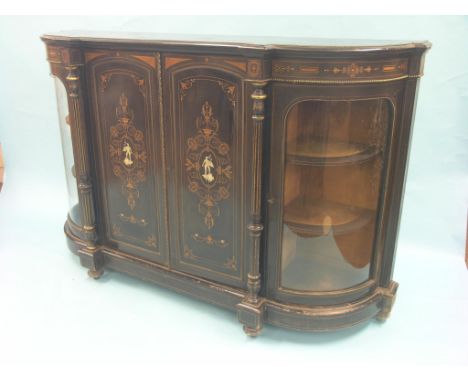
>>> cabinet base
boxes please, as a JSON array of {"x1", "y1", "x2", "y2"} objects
[{"x1": 65, "y1": 221, "x2": 398, "y2": 335}]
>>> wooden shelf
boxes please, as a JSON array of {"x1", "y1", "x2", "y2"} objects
[
  {"x1": 287, "y1": 139, "x2": 379, "y2": 166},
  {"x1": 284, "y1": 197, "x2": 374, "y2": 237}
]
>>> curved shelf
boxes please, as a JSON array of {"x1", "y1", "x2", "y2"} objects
[
  {"x1": 286, "y1": 139, "x2": 380, "y2": 166},
  {"x1": 284, "y1": 197, "x2": 374, "y2": 237}
]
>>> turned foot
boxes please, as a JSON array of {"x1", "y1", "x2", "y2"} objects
[
  {"x1": 88, "y1": 269, "x2": 103, "y2": 279},
  {"x1": 243, "y1": 325, "x2": 261, "y2": 337}
]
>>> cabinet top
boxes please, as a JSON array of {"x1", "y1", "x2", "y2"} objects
[{"x1": 41, "y1": 31, "x2": 431, "y2": 52}]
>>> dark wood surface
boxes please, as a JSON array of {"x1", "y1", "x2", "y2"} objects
[
  {"x1": 41, "y1": 31, "x2": 431, "y2": 51},
  {"x1": 87, "y1": 54, "x2": 170, "y2": 266},
  {"x1": 43, "y1": 33, "x2": 430, "y2": 335}
]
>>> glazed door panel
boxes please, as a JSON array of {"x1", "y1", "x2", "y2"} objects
[
  {"x1": 165, "y1": 66, "x2": 246, "y2": 287},
  {"x1": 87, "y1": 54, "x2": 169, "y2": 265},
  {"x1": 266, "y1": 82, "x2": 401, "y2": 305}
]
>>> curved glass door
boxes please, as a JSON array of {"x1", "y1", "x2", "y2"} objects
[
  {"x1": 281, "y1": 99, "x2": 391, "y2": 292},
  {"x1": 54, "y1": 77, "x2": 81, "y2": 226}
]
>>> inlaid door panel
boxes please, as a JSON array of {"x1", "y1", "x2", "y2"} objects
[
  {"x1": 165, "y1": 66, "x2": 246, "y2": 287},
  {"x1": 87, "y1": 54, "x2": 169, "y2": 265}
]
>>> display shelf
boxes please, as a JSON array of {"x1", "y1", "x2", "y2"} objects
[
  {"x1": 284, "y1": 197, "x2": 374, "y2": 237},
  {"x1": 286, "y1": 139, "x2": 379, "y2": 166}
]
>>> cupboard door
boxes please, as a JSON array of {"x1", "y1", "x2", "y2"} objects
[
  {"x1": 267, "y1": 83, "x2": 399, "y2": 305},
  {"x1": 165, "y1": 67, "x2": 245, "y2": 287},
  {"x1": 88, "y1": 54, "x2": 169, "y2": 265}
]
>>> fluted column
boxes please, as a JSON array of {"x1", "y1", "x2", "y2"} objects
[
  {"x1": 247, "y1": 82, "x2": 267, "y2": 303},
  {"x1": 237, "y1": 81, "x2": 268, "y2": 336},
  {"x1": 65, "y1": 65, "x2": 97, "y2": 251}
]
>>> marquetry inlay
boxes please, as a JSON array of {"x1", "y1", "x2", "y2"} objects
[
  {"x1": 109, "y1": 93, "x2": 148, "y2": 211},
  {"x1": 185, "y1": 101, "x2": 232, "y2": 230}
]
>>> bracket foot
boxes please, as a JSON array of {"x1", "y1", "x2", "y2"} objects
[{"x1": 237, "y1": 299, "x2": 265, "y2": 337}]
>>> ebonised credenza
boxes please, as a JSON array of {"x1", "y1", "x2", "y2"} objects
[{"x1": 42, "y1": 32, "x2": 430, "y2": 335}]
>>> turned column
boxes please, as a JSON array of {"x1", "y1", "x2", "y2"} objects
[
  {"x1": 44, "y1": 45, "x2": 101, "y2": 277},
  {"x1": 65, "y1": 63, "x2": 103, "y2": 278},
  {"x1": 247, "y1": 82, "x2": 267, "y2": 303},
  {"x1": 65, "y1": 64, "x2": 97, "y2": 251},
  {"x1": 237, "y1": 81, "x2": 268, "y2": 336}
]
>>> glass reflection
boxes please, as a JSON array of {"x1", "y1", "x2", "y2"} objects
[{"x1": 281, "y1": 99, "x2": 390, "y2": 292}]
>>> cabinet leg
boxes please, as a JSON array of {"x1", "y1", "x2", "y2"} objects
[
  {"x1": 376, "y1": 281, "x2": 398, "y2": 321},
  {"x1": 88, "y1": 269, "x2": 104, "y2": 280},
  {"x1": 78, "y1": 248, "x2": 104, "y2": 280},
  {"x1": 237, "y1": 300, "x2": 264, "y2": 337}
]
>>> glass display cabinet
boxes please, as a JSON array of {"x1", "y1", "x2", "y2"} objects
[{"x1": 42, "y1": 32, "x2": 430, "y2": 336}]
